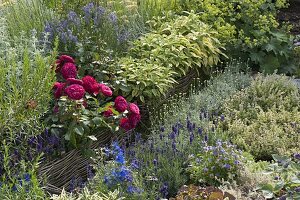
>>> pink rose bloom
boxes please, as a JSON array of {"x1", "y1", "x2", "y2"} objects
[
  {"x1": 66, "y1": 78, "x2": 83, "y2": 85},
  {"x1": 103, "y1": 106, "x2": 114, "y2": 117},
  {"x1": 128, "y1": 113, "x2": 141, "y2": 128},
  {"x1": 120, "y1": 117, "x2": 132, "y2": 131},
  {"x1": 64, "y1": 84, "x2": 86, "y2": 100},
  {"x1": 114, "y1": 96, "x2": 128, "y2": 113},
  {"x1": 53, "y1": 82, "x2": 65, "y2": 99},
  {"x1": 99, "y1": 84, "x2": 113, "y2": 97},
  {"x1": 129, "y1": 103, "x2": 140, "y2": 115},
  {"x1": 55, "y1": 55, "x2": 75, "y2": 73},
  {"x1": 82, "y1": 76, "x2": 98, "y2": 95},
  {"x1": 61, "y1": 63, "x2": 77, "y2": 80}
]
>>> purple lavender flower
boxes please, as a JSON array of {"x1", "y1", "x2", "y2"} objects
[
  {"x1": 198, "y1": 127, "x2": 203, "y2": 136},
  {"x1": 159, "y1": 183, "x2": 168, "y2": 198},
  {"x1": 220, "y1": 114, "x2": 225, "y2": 122},
  {"x1": 294, "y1": 153, "x2": 300, "y2": 160}
]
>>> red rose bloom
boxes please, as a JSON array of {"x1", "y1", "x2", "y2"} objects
[
  {"x1": 64, "y1": 84, "x2": 85, "y2": 100},
  {"x1": 120, "y1": 117, "x2": 132, "y2": 131},
  {"x1": 103, "y1": 106, "x2": 114, "y2": 117},
  {"x1": 99, "y1": 84, "x2": 113, "y2": 97},
  {"x1": 129, "y1": 103, "x2": 140, "y2": 115},
  {"x1": 61, "y1": 63, "x2": 77, "y2": 80},
  {"x1": 128, "y1": 113, "x2": 141, "y2": 128},
  {"x1": 53, "y1": 82, "x2": 65, "y2": 99},
  {"x1": 114, "y1": 96, "x2": 128, "y2": 113},
  {"x1": 66, "y1": 78, "x2": 83, "y2": 85},
  {"x1": 55, "y1": 55, "x2": 75, "y2": 73},
  {"x1": 82, "y1": 76, "x2": 99, "y2": 95}
]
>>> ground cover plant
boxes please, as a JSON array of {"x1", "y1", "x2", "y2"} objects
[{"x1": 1, "y1": 0, "x2": 300, "y2": 199}]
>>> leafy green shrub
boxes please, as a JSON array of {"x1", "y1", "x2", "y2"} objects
[
  {"x1": 178, "y1": 0, "x2": 294, "y2": 73},
  {"x1": 130, "y1": 12, "x2": 225, "y2": 77},
  {"x1": 223, "y1": 74, "x2": 300, "y2": 160},
  {"x1": 112, "y1": 57, "x2": 177, "y2": 102},
  {"x1": 112, "y1": 12, "x2": 225, "y2": 102}
]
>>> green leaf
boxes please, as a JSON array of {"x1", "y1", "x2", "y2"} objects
[
  {"x1": 92, "y1": 117, "x2": 103, "y2": 125},
  {"x1": 70, "y1": 132, "x2": 77, "y2": 148},
  {"x1": 74, "y1": 126, "x2": 84, "y2": 136},
  {"x1": 261, "y1": 190, "x2": 274, "y2": 199}
]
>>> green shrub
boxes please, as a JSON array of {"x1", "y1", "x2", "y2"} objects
[
  {"x1": 178, "y1": 0, "x2": 294, "y2": 73},
  {"x1": 130, "y1": 12, "x2": 225, "y2": 77},
  {"x1": 113, "y1": 13, "x2": 225, "y2": 102},
  {"x1": 223, "y1": 74, "x2": 300, "y2": 160},
  {"x1": 112, "y1": 57, "x2": 177, "y2": 102}
]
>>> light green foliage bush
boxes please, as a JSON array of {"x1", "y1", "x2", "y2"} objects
[
  {"x1": 2, "y1": 0, "x2": 56, "y2": 39},
  {"x1": 130, "y1": 12, "x2": 225, "y2": 77},
  {"x1": 178, "y1": 0, "x2": 294, "y2": 73},
  {"x1": 223, "y1": 74, "x2": 300, "y2": 160},
  {"x1": 113, "y1": 57, "x2": 177, "y2": 102},
  {"x1": 113, "y1": 13, "x2": 225, "y2": 102}
]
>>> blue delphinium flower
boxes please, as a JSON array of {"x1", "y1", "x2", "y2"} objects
[
  {"x1": 294, "y1": 153, "x2": 300, "y2": 160},
  {"x1": 116, "y1": 152, "x2": 125, "y2": 165}
]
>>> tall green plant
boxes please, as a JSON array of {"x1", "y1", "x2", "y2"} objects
[
  {"x1": 3, "y1": 0, "x2": 56, "y2": 39},
  {"x1": 0, "y1": 22, "x2": 57, "y2": 142}
]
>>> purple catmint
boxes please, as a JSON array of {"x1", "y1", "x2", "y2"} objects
[
  {"x1": 94, "y1": 6, "x2": 106, "y2": 26},
  {"x1": 83, "y1": 3, "x2": 95, "y2": 23},
  {"x1": 68, "y1": 11, "x2": 80, "y2": 26},
  {"x1": 108, "y1": 12, "x2": 118, "y2": 24}
]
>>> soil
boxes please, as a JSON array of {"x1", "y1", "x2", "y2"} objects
[{"x1": 278, "y1": 0, "x2": 300, "y2": 35}]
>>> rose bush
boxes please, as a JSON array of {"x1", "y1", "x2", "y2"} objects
[{"x1": 48, "y1": 55, "x2": 141, "y2": 149}]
